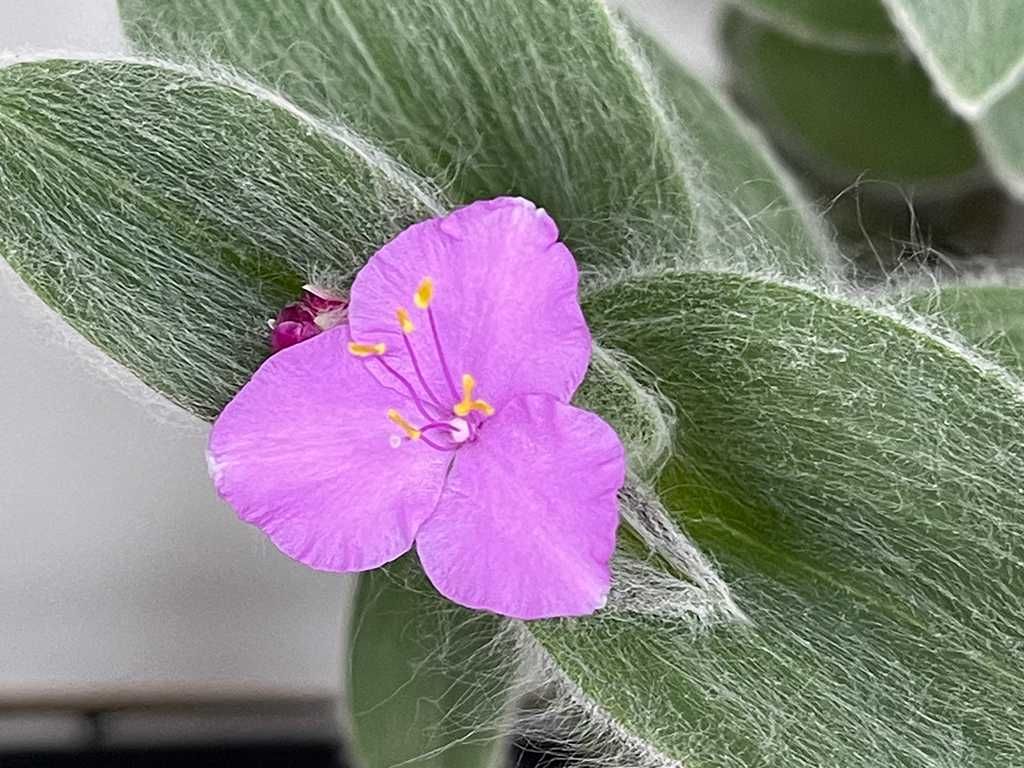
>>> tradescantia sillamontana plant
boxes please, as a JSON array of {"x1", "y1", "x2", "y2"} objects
[{"x1": 2, "y1": 1, "x2": 1024, "y2": 766}]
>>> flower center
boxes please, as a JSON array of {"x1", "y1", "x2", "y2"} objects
[{"x1": 347, "y1": 277, "x2": 494, "y2": 452}]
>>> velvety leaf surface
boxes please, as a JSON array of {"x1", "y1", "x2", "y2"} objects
[
  {"x1": 881, "y1": 0, "x2": 1024, "y2": 112},
  {"x1": 728, "y1": 0, "x2": 897, "y2": 49},
  {"x1": 348, "y1": 556, "x2": 514, "y2": 768},
  {"x1": 574, "y1": 346, "x2": 675, "y2": 483},
  {"x1": 119, "y1": 0, "x2": 693, "y2": 267},
  {"x1": 530, "y1": 269, "x2": 1024, "y2": 766},
  {"x1": 912, "y1": 281, "x2": 1024, "y2": 374},
  {"x1": 722, "y1": 9, "x2": 979, "y2": 183},
  {"x1": 636, "y1": 27, "x2": 836, "y2": 275},
  {"x1": 0, "y1": 56, "x2": 439, "y2": 419}
]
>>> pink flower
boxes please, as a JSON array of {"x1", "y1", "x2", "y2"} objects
[
  {"x1": 207, "y1": 198, "x2": 625, "y2": 620},
  {"x1": 268, "y1": 285, "x2": 348, "y2": 352}
]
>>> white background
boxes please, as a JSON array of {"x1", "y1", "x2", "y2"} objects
[{"x1": 0, "y1": 0, "x2": 719, "y2": 692}]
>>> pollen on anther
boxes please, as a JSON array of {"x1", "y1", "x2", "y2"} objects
[
  {"x1": 387, "y1": 409, "x2": 422, "y2": 440},
  {"x1": 454, "y1": 373, "x2": 496, "y2": 417},
  {"x1": 348, "y1": 341, "x2": 387, "y2": 357},
  {"x1": 396, "y1": 307, "x2": 415, "y2": 334},
  {"x1": 414, "y1": 277, "x2": 434, "y2": 309}
]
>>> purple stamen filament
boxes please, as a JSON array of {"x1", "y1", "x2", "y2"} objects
[
  {"x1": 419, "y1": 421, "x2": 457, "y2": 435},
  {"x1": 402, "y1": 332, "x2": 445, "y2": 410},
  {"x1": 374, "y1": 357, "x2": 441, "y2": 422},
  {"x1": 350, "y1": 279, "x2": 494, "y2": 454},
  {"x1": 419, "y1": 434, "x2": 460, "y2": 452},
  {"x1": 427, "y1": 307, "x2": 460, "y2": 403}
]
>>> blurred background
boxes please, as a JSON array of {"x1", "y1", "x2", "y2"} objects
[{"x1": 4, "y1": 0, "x2": 1019, "y2": 764}]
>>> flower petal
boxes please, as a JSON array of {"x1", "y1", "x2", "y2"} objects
[
  {"x1": 416, "y1": 394, "x2": 624, "y2": 619},
  {"x1": 348, "y1": 197, "x2": 591, "y2": 413},
  {"x1": 208, "y1": 325, "x2": 451, "y2": 572}
]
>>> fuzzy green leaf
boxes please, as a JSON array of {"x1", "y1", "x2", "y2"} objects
[
  {"x1": 912, "y1": 280, "x2": 1024, "y2": 374},
  {"x1": 635, "y1": 27, "x2": 836, "y2": 275},
  {"x1": 348, "y1": 556, "x2": 515, "y2": 768},
  {"x1": 881, "y1": 0, "x2": 1024, "y2": 113},
  {"x1": 119, "y1": 0, "x2": 693, "y2": 267},
  {"x1": 727, "y1": 0, "x2": 897, "y2": 50},
  {"x1": 0, "y1": 56, "x2": 439, "y2": 419},
  {"x1": 530, "y1": 269, "x2": 1024, "y2": 766},
  {"x1": 722, "y1": 9, "x2": 979, "y2": 184},
  {"x1": 574, "y1": 346, "x2": 675, "y2": 483}
]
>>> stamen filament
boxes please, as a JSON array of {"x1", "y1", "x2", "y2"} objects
[
  {"x1": 375, "y1": 357, "x2": 442, "y2": 422},
  {"x1": 419, "y1": 435, "x2": 460, "y2": 452},
  {"x1": 402, "y1": 330, "x2": 445, "y2": 410},
  {"x1": 419, "y1": 421, "x2": 457, "y2": 434},
  {"x1": 427, "y1": 307, "x2": 460, "y2": 402}
]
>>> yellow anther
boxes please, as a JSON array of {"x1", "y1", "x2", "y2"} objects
[
  {"x1": 396, "y1": 307, "x2": 415, "y2": 334},
  {"x1": 387, "y1": 409, "x2": 421, "y2": 440},
  {"x1": 347, "y1": 341, "x2": 386, "y2": 357},
  {"x1": 453, "y1": 373, "x2": 495, "y2": 417},
  {"x1": 414, "y1": 277, "x2": 434, "y2": 309},
  {"x1": 461, "y1": 373, "x2": 477, "y2": 400}
]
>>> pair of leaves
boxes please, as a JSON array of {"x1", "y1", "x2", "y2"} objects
[
  {"x1": 120, "y1": 0, "x2": 834, "y2": 279},
  {"x1": 880, "y1": 0, "x2": 1024, "y2": 196},
  {"x1": 730, "y1": 0, "x2": 1024, "y2": 198},
  {"x1": 879, "y1": 1, "x2": 1024, "y2": 196},
  {"x1": 723, "y1": 2, "x2": 978, "y2": 184}
]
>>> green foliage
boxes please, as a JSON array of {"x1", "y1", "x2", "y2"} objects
[
  {"x1": 727, "y1": 0, "x2": 897, "y2": 49},
  {"x1": 530, "y1": 268, "x2": 1024, "y2": 766},
  {"x1": 881, "y1": 0, "x2": 1024, "y2": 109},
  {"x1": 637, "y1": 27, "x2": 837, "y2": 275},
  {"x1": 0, "y1": 56, "x2": 438, "y2": 419},
  {"x1": 349, "y1": 556, "x2": 514, "y2": 768},
  {"x1": 574, "y1": 346, "x2": 674, "y2": 483},
  {"x1": 975, "y1": 85, "x2": 1024, "y2": 197},
  {"x1": 875, "y1": 1, "x2": 1024, "y2": 200},
  {"x1": 730, "y1": 0, "x2": 1024, "y2": 202},
  {"x1": 722, "y1": 9, "x2": 979, "y2": 183},
  {"x1": 119, "y1": 0, "x2": 693, "y2": 268},
  {"x1": 911, "y1": 280, "x2": 1024, "y2": 373}
]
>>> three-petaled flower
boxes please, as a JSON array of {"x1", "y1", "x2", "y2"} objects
[{"x1": 207, "y1": 197, "x2": 625, "y2": 619}]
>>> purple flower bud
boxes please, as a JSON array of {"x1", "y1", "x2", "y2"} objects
[{"x1": 269, "y1": 285, "x2": 348, "y2": 353}]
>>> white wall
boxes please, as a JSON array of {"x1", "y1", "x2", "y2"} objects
[{"x1": 0, "y1": 0, "x2": 719, "y2": 691}]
